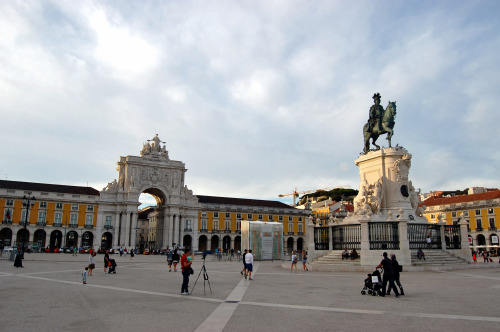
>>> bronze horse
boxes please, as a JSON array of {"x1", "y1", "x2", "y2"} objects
[{"x1": 363, "y1": 101, "x2": 397, "y2": 153}]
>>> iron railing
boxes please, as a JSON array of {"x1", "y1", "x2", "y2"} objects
[
  {"x1": 369, "y1": 222, "x2": 399, "y2": 250},
  {"x1": 444, "y1": 225, "x2": 461, "y2": 249},
  {"x1": 331, "y1": 224, "x2": 361, "y2": 250},
  {"x1": 408, "y1": 224, "x2": 442, "y2": 249},
  {"x1": 314, "y1": 227, "x2": 329, "y2": 250}
]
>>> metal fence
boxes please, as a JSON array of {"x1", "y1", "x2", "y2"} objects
[
  {"x1": 444, "y1": 225, "x2": 461, "y2": 249},
  {"x1": 369, "y1": 222, "x2": 399, "y2": 250},
  {"x1": 407, "y1": 224, "x2": 445, "y2": 249},
  {"x1": 314, "y1": 227, "x2": 329, "y2": 250},
  {"x1": 331, "y1": 225, "x2": 361, "y2": 250}
]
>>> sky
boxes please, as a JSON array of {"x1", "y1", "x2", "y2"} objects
[{"x1": 1, "y1": 0, "x2": 499, "y2": 207}]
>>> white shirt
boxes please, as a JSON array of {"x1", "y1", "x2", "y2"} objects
[
  {"x1": 245, "y1": 253, "x2": 254, "y2": 264},
  {"x1": 291, "y1": 254, "x2": 298, "y2": 262}
]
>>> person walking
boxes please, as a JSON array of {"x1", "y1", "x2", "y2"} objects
[
  {"x1": 180, "y1": 248, "x2": 193, "y2": 295},
  {"x1": 241, "y1": 249, "x2": 248, "y2": 277},
  {"x1": 376, "y1": 252, "x2": 400, "y2": 298},
  {"x1": 130, "y1": 248, "x2": 134, "y2": 260},
  {"x1": 302, "y1": 250, "x2": 309, "y2": 271},
  {"x1": 88, "y1": 252, "x2": 96, "y2": 276},
  {"x1": 167, "y1": 249, "x2": 173, "y2": 272},
  {"x1": 426, "y1": 235, "x2": 432, "y2": 248},
  {"x1": 172, "y1": 250, "x2": 180, "y2": 272},
  {"x1": 386, "y1": 254, "x2": 404, "y2": 296},
  {"x1": 291, "y1": 251, "x2": 298, "y2": 272},
  {"x1": 82, "y1": 267, "x2": 88, "y2": 284},
  {"x1": 104, "y1": 250, "x2": 110, "y2": 273},
  {"x1": 245, "y1": 249, "x2": 254, "y2": 280}
]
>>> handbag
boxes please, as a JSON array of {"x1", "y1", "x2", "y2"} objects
[{"x1": 188, "y1": 267, "x2": 194, "y2": 275}]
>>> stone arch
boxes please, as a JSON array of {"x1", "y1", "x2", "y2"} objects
[
  {"x1": 66, "y1": 231, "x2": 78, "y2": 248},
  {"x1": 50, "y1": 230, "x2": 62, "y2": 248},
  {"x1": 211, "y1": 235, "x2": 220, "y2": 251},
  {"x1": 286, "y1": 237, "x2": 294, "y2": 252},
  {"x1": 0, "y1": 228, "x2": 13, "y2": 246},
  {"x1": 183, "y1": 234, "x2": 192, "y2": 250},
  {"x1": 476, "y1": 234, "x2": 486, "y2": 247},
  {"x1": 101, "y1": 232, "x2": 113, "y2": 250},
  {"x1": 82, "y1": 231, "x2": 93, "y2": 247},
  {"x1": 33, "y1": 229, "x2": 46, "y2": 248},
  {"x1": 222, "y1": 235, "x2": 231, "y2": 252},
  {"x1": 198, "y1": 235, "x2": 208, "y2": 252},
  {"x1": 297, "y1": 237, "x2": 304, "y2": 251},
  {"x1": 16, "y1": 229, "x2": 30, "y2": 245},
  {"x1": 234, "y1": 236, "x2": 241, "y2": 252}
]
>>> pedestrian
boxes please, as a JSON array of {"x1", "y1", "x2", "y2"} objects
[
  {"x1": 181, "y1": 248, "x2": 193, "y2": 295},
  {"x1": 302, "y1": 250, "x2": 309, "y2": 271},
  {"x1": 417, "y1": 248, "x2": 426, "y2": 260},
  {"x1": 119, "y1": 247, "x2": 123, "y2": 257},
  {"x1": 291, "y1": 251, "x2": 298, "y2": 271},
  {"x1": 167, "y1": 249, "x2": 173, "y2": 272},
  {"x1": 82, "y1": 266, "x2": 88, "y2": 284},
  {"x1": 386, "y1": 254, "x2": 404, "y2": 296},
  {"x1": 130, "y1": 248, "x2": 134, "y2": 260},
  {"x1": 376, "y1": 252, "x2": 400, "y2": 298},
  {"x1": 241, "y1": 249, "x2": 248, "y2": 276},
  {"x1": 172, "y1": 250, "x2": 180, "y2": 272},
  {"x1": 472, "y1": 251, "x2": 477, "y2": 263},
  {"x1": 73, "y1": 246, "x2": 77, "y2": 256},
  {"x1": 245, "y1": 249, "x2": 254, "y2": 280},
  {"x1": 426, "y1": 235, "x2": 432, "y2": 248},
  {"x1": 104, "y1": 250, "x2": 110, "y2": 273},
  {"x1": 88, "y1": 252, "x2": 96, "y2": 276}
]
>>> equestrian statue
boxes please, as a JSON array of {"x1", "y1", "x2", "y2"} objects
[{"x1": 363, "y1": 93, "x2": 397, "y2": 154}]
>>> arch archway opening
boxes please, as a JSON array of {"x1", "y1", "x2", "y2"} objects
[{"x1": 0, "y1": 228, "x2": 13, "y2": 246}]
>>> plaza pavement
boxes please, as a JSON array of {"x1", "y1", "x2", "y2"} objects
[{"x1": 1, "y1": 253, "x2": 499, "y2": 332}]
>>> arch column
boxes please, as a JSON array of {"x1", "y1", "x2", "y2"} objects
[
  {"x1": 192, "y1": 217, "x2": 199, "y2": 251},
  {"x1": 130, "y1": 212, "x2": 138, "y2": 248},
  {"x1": 125, "y1": 211, "x2": 132, "y2": 247},
  {"x1": 113, "y1": 212, "x2": 121, "y2": 248}
]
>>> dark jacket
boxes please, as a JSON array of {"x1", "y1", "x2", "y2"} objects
[{"x1": 391, "y1": 258, "x2": 401, "y2": 280}]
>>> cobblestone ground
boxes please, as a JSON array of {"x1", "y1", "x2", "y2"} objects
[{"x1": 1, "y1": 253, "x2": 499, "y2": 332}]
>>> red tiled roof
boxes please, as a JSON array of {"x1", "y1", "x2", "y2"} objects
[
  {"x1": 197, "y1": 195, "x2": 300, "y2": 210},
  {"x1": 0, "y1": 180, "x2": 100, "y2": 196},
  {"x1": 422, "y1": 190, "x2": 500, "y2": 207}
]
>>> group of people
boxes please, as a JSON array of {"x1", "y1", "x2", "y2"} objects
[
  {"x1": 290, "y1": 250, "x2": 308, "y2": 271},
  {"x1": 342, "y1": 248, "x2": 359, "y2": 260},
  {"x1": 240, "y1": 249, "x2": 254, "y2": 280},
  {"x1": 375, "y1": 252, "x2": 404, "y2": 297}
]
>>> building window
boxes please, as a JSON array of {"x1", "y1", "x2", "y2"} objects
[
  {"x1": 288, "y1": 223, "x2": 293, "y2": 233},
  {"x1": 85, "y1": 215, "x2": 93, "y2": 226},
  {"x1": 475, "y1": 210, "x2": 481, "y2": 216},
  {"x1": 279, "y1": 216, "x2": 283, "y2": 221},
  {"x1": 214, "y1": 212, "x2": 219, "y2": 218},
  {"x1": 476, "y1": 218, "x2": 483, "y2": 231},
  {"x1": 55, "y1": 213, "x2": 62, "y2": 225},
  {"x1": 431, "y1": 214, "x2": 435, "y2": 219},
  {"x1": 225, "y1": 212, "x2": 230, "y2": 218},
  {"x1": 248, "y1": 214, "x2": 252, "y2": 220},
  {"x1": 488, "y1": 208, "x2": 494, "y2": 215},
  {"x1": 70, "y1": 214, "x2": 78, "y2": 226},
  {"x1": 298, "y1": 224, "x2": 303, "y2": 233},
  {"x1": 225, "y1": 220, "x2": 230, "y2": 230},
  {"x1": 40, "y1": 202, "x2": 47, "y2": 208},
  {"x1": 489, "y1": 218, "x2": 496, "y2": 230},
  {"x1": 452, "y1": 211, "x2": 457, "y2": 218},
  {"x1": 186, "y1": 220, "x2": 191, "y2": 230},
  {"x1": 87, "y1": 205, "x2": 94, "y2": 212},
  {"x1": 299, "y1": 217, "x2": 302, "y2": 221},
  {"x1": 56, "y1": 203, "x2": 63, "y2": 209},
  {"x1": 4, "y1": 208, "x2": 12, "y2": 222},
  {"x1": 6, "y1": 199, "x2": 13, "y2": 206},
  {"x1": 72, "y1": 204, "x2": 79, "y2": 211},
  {"x1": 258, "y1": 214, "x2": 263, "y2": 220},
  {"x1": 237, "y1": 213, "x2": 241, "y2": 219},
  {"x1": 38, "y1": 211, "x2": 46, "y2": 223},
  {"x1": 201, "y1": 212, "x2": 207, "y2": 218},
  {"x1": 21, "y1": 210, "x2": 28, "y2": 224},
  {"x1": 105, "y1": 216, "x2": 112, "y2": 226},
  {"x1": 213, "y1": 220, "x2": 219, "y2": 230},
  {"x1": 201, "y1": 220, "x2": 207, "y2": 230},
  {"x1": 463, "y1": 211, "x2": 469, "y2": 217},
  {"x1": 268, "y1": 215, "x2": 273, "y2": 221},
  {"x1": 288, "y1": 216, "x2": 293, "y2": 221}
]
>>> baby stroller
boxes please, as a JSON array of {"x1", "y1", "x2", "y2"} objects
[
  {"x1": 361, "y1": 268, "x2": 383, "y2": 296},
  {"x1": 108, "y1": 259, "x2": 117, "y2": 274}
]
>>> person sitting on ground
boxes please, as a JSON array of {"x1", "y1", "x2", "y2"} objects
[
  {"x1": 417, "y1": 248, "x2": 426, "y2": 260},
  {"x1": 350, "y1": 249, "x2": 359, "y2": 260},
  {"x1": 342, "y1": 248, "x2": 349, "y2": 260}
]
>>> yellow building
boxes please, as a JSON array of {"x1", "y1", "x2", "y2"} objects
[
  {"x1": 422, "y1": 189, "x2": 500, "y2": 252},
  {"x1": 196, "y1": 195, "x2": 310, "y2": 253},
  {"x1": 0, "y1": 180, "x2": 99, "y2": 250}
]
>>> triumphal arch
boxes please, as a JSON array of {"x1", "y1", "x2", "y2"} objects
[{"x1": 97, "y1": 134, "x2": 200, "y2": 250}]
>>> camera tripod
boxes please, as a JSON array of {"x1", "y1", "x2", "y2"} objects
[{"x1": 191, "y1": 256, "x2": 212, "y2": 295}]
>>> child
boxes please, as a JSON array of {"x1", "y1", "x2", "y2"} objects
[
  {"x1": 82, "y1": 267, "x2": 88, "y2": 284},
  {"x1": 291, "y1": 251, "x2": 298, "y2": 271}
]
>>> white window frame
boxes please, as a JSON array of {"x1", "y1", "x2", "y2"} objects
[
  {"x1": 39, "y1": 202, "x2": 47, "y2": 208},
  {"x1": 288, "y1": 216, "x2": 293, "y2": 221},
  {"x1": 4, "y1": 208, "x2": 12, "y2": 221},
  {"x1": 225, "y1": 220, "x2": 230, "y2": 230},
  {"x1": 463, "y1": 211, "x2": 469, "y2": 217},
  {"x1": 475, "y1": 209, "x2": 481, "y2": 216},
  {"x1": 225, "y1": 212, "x2": 230, "y2": 218},
  {"x1": 476, "y1": 218, "x2": 483, "y2": 230},
  {"x1": 87, "y1": 205, "x2": 94, "y2": 212},
  {"x1": 237, "y1": 213, "x2": 241, "y2": 219},
  {"x1": 6, "y1": 199, "x2": 13, "y2": 206},
  {"x1": 38, "y1": 211, "x2": 46, "y2": 223},
  {"x1": 56, "y1": 203, "x2": 63, "y2": 209},
  {"x1": 70, "y1": 213, "x2": 78, "y2": 226},
  {"x1": 298, "y1": 223, "x2": 303, "y2": 233},
  {"x1": 452, "y1": 211, "x2": 457, "y2": 218},
  {"x1": 489, "y1": 217, "x2": 495, "y2": 229},
  {"x1": 248, "y1": 214, "x2": 252, "y2": 220},
  {"x1": 105, "y1": 216, "x2": 112, "y2": 226},
  {"x1": 488, "y1": 208, "x2": 494, "y2": 215},
  {"x1": 201, "y1": 219, "x2": 207, "y2": 230},
  {"x1": 214, "y1": 212, "x2": 219, "y2": 218},
  {"x1": 279, "y1": 216, "x2": 283, "y2": 221},
  {"x1": 72, "y1": 204, "x2": 79, "y2": 211},
  {"x1": 186, "y1": 220, "x2": 191, "y2": 230},
  {"x1": 213, "y1": 220, "x2": 219, "y2": 230},
  {"x1": 201, "y1": 212, "x2": 207, "y2": 218},
  {"x1": 258, "y1": 214, "x2": 263, "y2": 220},
  {"x1": 85, "y1": 215, "x2": 93, "y2": 226},
  {"x1": 55, "y1": 213, "x2": 62, "y2": 225},
  {"x1": 268, "y1": 215, "x2": 273, "y2": 221},
  {"x1": 236, "y1": 220, "x2": 241, "y2": 230},
  {"x1": 288, "y1": 223, "x2": 293, "y2": 233}
]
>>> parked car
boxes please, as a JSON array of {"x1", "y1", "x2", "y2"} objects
[{"x1": 79, "y1": 246, "x2": 91, "y2": 254}]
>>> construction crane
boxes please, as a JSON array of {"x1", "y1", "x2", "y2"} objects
[{"x1": 278, "y1": 186, "x2": 352, "y2": 207}]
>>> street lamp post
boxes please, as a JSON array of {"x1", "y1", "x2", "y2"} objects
[{"x1": 21, "y1": 195, "x2": 36, "y2": 259}]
